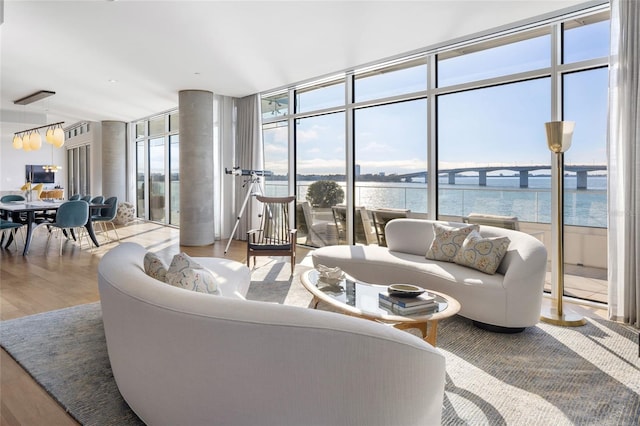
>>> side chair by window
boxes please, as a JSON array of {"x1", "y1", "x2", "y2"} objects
[
  {"x1": 463, "y1": 213, "x2": 520, "y2": 231},
  {"x1": 331, "y1": 205, "x2": 377, "y2": 245},
  {"x1": 371, "y1": 208, "x2": 410, "y2": 247},
  {"x1": 247, "y1": 195, "x2": 297, "y2": 275}
]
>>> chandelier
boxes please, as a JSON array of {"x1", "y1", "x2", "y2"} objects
[{"x1": 12, "y1": 121, "x2": 65, "y2": 151}]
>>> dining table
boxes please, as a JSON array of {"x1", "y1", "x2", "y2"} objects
[{"x1": 0, "y1": 200, "x2": 106, "y2": 255}]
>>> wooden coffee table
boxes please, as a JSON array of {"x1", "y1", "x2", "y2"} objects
[{"x1": 301, "y1": 269, "x2": 460, "y2": 347}]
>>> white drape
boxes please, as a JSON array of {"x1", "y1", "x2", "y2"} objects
[
  {"x1": 233, "y1": 94, "x2": 264, "y2": 240},
  {"x1": 607, "y1": 0, "x2": 640, "y2": 327}
]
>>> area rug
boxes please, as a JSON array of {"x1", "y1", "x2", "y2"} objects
[{"x1": 1, "y1": 259, "x2": 639, "y2": 425}]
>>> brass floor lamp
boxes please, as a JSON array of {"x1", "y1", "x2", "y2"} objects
[{"x1": 540, "y1": 121, "x2": 586, "y2": 327}]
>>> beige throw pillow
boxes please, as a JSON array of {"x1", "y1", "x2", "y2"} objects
[
  {"x1": 454, "y1": 230, "x2": 510, "y2": 275},
  {"x1": 166, "y1": 253, "x2": 219, "y2": 295},
  {"x1": 143, "y1": 252, "x2": 168, "y2": 282},
  {"x1": 426, "y1": 223, "x2": 479, "y2": 262}
]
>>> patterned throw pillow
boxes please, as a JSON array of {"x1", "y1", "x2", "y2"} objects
[
  {"x1": 454, "y1": 230, "x2": 511, "y2": 275},
  {"x1": 426, "y1": 223, "x2": 479, "y2": 262},
  {"x1": 165, "y1": 253, "x2": 219, "y2": 295},
  {"x1": 144, "y1": 252, "x2": 168, "y2": 282}
]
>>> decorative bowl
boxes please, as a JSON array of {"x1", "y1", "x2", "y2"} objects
[
  {"x1": 316, "y1": 264, "x2": 345, "y2": 284},
  {"x1": 388, "y1": 283, "x2": 425, "y2": 298}
]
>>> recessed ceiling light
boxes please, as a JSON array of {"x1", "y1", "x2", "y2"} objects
[{"x1": 108, "y1": 79, "x2": 118, "y2": 83}]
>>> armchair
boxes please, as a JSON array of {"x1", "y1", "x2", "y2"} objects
[{"x1": 247, "y1": 195, "x2": 297, "y2": 275}]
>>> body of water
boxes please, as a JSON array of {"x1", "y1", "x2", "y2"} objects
[{"x1": 265, "y1": 175, "x2": 608, "y2": 228}]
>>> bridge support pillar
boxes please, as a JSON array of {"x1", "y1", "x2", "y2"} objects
[
  {"x1": 576, "y1": 171, "x2": 588, "y2": 189},
  {"x1": 479, "y1": 171, "x2": 487, "y2": 186},
  {"x1": 448, "y1": 172, "x2": 456, "y2": 185},
  {"x1": 519, "y1": 170, "x2": 529, "y2": 188}
]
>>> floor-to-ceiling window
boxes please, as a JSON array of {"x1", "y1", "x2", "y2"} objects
[
  {"x1": 260, "y1": 6, "x2": 609, "y2": 304},
  {"x1": 67, "y1": 144, "x2": 91, "y2": 197},
  {"x1": 133, "y1": 110, "x2": 179, "y2": 225}
]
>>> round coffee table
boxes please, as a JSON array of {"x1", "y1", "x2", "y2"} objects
[{"x1": 300, "y1": 269, "x2": 460, "y2": 347}]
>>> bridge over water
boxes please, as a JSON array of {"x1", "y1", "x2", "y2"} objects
[{"x1": 398, "y1": 165, "x2": 606, "y2": 189}]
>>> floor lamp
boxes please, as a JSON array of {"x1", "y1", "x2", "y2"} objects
[{"x1": 540, "y1": 121, "x2": 586, "y2": 327}]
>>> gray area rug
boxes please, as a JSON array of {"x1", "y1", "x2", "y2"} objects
[{"x1": 1, "y1": 257, "x2": 639, "y2": 425}]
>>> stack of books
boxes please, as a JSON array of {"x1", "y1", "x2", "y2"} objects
[{"x1": 378, "y1": 291, "x2": 438, "y2": 315}]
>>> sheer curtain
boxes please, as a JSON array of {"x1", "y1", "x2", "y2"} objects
[
  {"x1": 234, "y1": 94, "x2": 264, "y2": 240},
  {"x1": 608, "y1": 0, "x2": 640, "y2": 327}
]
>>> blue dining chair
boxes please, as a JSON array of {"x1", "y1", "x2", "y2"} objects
[
  {"x1": 0, "y1": 194, "x2": 28, "y2": 234},
  {"x1": 68, "y1": 194, "x2": 81, "y2": 201},
  {"x1": 90, "y1": 196, "x2": 104, "y2": 204},
  {"x1": 91, "y1": 196, "x2": 119, "y2": 242},
  {"x1": 81, "y1": 195, "x2": 92, "y2": 203},
  {"x1": 1, "y1": 194, "x2": 26, "y2": 203},
  {"x1": 0, "y1": 219, "x2": 23, "y2": 250},
  {"x1": 43, "y1": 200, "x2": 90, "y2": 255}
]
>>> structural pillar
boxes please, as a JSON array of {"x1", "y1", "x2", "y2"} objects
[
  {"x1": 101, "y1": 121, "x2": 127, "y2": 203},
  {"x1": 179, "y1": 90, "x2": 214, "y2": 246},
  {"x1": 478, "y1": 170, "x2": 487, "y2": 186},
  {"x1": 576, "y1": 170, "x2": 588, "y2": 189}
]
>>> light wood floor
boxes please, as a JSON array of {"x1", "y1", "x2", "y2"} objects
[
  {"x1": 0, "y1": 221, "x2": 606, "y2": 426},
  {"x1": 0, "y1": 221, "x2": 310, "y2": 426}
]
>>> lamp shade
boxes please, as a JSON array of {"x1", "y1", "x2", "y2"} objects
[
  {"x1": 545, "y1": 121, "x2": 575, "y2": 153},
  {"x1": 12, "y1": 135, "x2": 23, "y2": 149},
  {"x1": 22, "y1": 133, "x2": 32, "y2": 151},
  {"x1": 52, "y1": 127, "x2": 65, "y2": 147},
  {"x1": 30, "y1": 131, "x2": 43, "y2": 150},
  {"x1": 46, "y1": 128, "x2": 55, "y2": 144}
]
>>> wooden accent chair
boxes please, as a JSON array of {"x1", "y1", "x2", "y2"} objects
[{"x1": 247, "y1": 195, "x2": 297, "y2": 275}]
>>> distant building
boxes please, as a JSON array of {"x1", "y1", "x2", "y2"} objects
[{"x1": 355, "y1": 164, "x2": 361, "y2": 176}]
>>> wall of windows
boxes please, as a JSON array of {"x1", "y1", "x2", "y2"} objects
[
  {"x1": 134, "y1": 110, "x2": 179, "y2": 226},
  {"x1": 261, "y1": 6, "x2": 610, "y2": 303}
]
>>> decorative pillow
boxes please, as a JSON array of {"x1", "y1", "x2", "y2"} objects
[
  {"x1": 426, "y1": 223, "x2": 479, "y2": 262},
  {"x1": 454, "y1": 230, "x2": 511, "y2": 275},
  {"x1": 144, "y1": 252, "x2": 168, "y2": 282},
  {"x1": 165, "y1": 253, "x2": 219, "y2": 295}
]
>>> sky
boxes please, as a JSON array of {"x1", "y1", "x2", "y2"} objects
[{"x1": 263, "y1": 18, "x2": 610, "y2": 178}]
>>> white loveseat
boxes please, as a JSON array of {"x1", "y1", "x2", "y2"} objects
[
  {"x1": 312, "y1": 219, "x2": 548, "y2": 332},
  {"x1": 98, "y1": 242, "x2": 447, "y2": 426}
]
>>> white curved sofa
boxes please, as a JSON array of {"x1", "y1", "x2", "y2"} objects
[
  {"x1": 312, "y1": 219, "x2": 548, "y2": 332},
  {"x1": 98, "y1": 242, "x2": 446, "y2": 426}
]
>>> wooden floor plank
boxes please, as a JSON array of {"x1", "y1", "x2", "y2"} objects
[{"x1": 0, "y1": 221, "x2": 260, "y2": 426}]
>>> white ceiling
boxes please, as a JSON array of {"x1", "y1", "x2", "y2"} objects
[{"x1": 1, "y1": 0, "x2": 593, "y2": 137}]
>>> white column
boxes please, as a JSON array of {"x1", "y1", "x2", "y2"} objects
[{"x1": 179, "y1": 90, "x2": 215, "y2": 246}]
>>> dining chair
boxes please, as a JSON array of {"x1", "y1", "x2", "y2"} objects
[
  {"x1": 68, "y1": 194, "x2": 81, "y2": 201},
  {"x1": 40, "y1": 200, "x2": 90, "y2": 255},
  {"x1": 81, "y1": 195, "x2": 92, "y2": 202},
  {"x1": 1, "y1": 194, "x2": 26, "y2": 203},
  {"x1": 0, "y1": 195, "x2": 29, "y2": 233},
  {"x1": 90, "y1": 196, "x2": 105, "y2": 204},
  {"x1": 247, "y1": 195, "x2": 297, "y2": 275},
  {"x1": 31, "y1": 183, "x2": 44, "y2": 200},
  {"x1": 0, "y1": 219, "x2": 23, "y2": 250},
  {"x1": 91, "y1": 196, "x2": 119, "y2": 242},
  {"x1": 1, "y1": 195, "x2": 26, "y2": 220}
]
